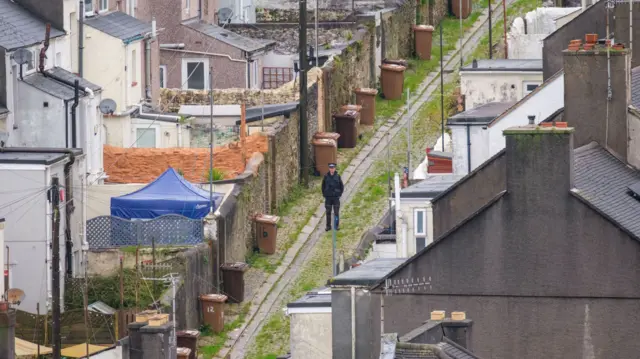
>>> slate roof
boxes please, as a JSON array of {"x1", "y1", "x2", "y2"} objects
[
  {"x1": 182, "y1": 19, "x2": 275, "y2": 53},
  {"x1": 329, "y1": 258, "x2": 405, "y2": 287},
  {"x1": 632, "y1": 66, "x2": 640, "y2": 109},
  {"x1": 395, "y1": 342, "x2": 448, "y2": 359},
  {"x1": 447, "y1": 102, "x2": 517, "y2": 125},
  {"x1": 22, "y1": 67, "x2": 102, "y2": 100},
  {"x1": 436, "y1": 338, "x2": 480, "y2": 359},
  {"x1": 461, "y1": 59, "x2": 543, "y2": 72},
  {"x1": 573, "y1": 142, "x2": 640, "y2": 239},
  {"x1": 0, "y1": 0, "x2": 65, "y2": 50},
  {"x1": 84, "y1": 12, "x2": 151, "y2": 43},
  {"x1": 399, "y1": 174, "x2": 465, "y2": 199}
]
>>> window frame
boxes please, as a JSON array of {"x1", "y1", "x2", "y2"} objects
[
  {"x1": 181, "y1": 58, "x2": 210, "y2": 90},
  {"x1": 523, "y1": 81, "x2": 540, "y2": 97},
  {"x1": 24, "y1": 49, "x2": 37, "y2": 74},
  {"x1": 133, "y1": 125, "x2": 159, "y2": 148},
  {"x1": 99, "y1": 0, "x2": 108, "y2": 12},
  {"x1": 84, "y1": 0, "x2": 94, "y2": 15},
  {"x1": 159, "y1": 65, "x2": 167, "y2": 88},
  {"x1": 414, "y1": 208, "x2": 427, "y2": 236},
  {"x1": 131, "y1": 49, "x2": 137, "y2": 86}
]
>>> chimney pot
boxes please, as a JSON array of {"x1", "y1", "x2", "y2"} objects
[
  {"x1": 451, "y1": 311, "x2": 466, "y2": 321},
  {"x1": 540, "y1": 122, "x2": 553, "y2": 127},
  {"x1": 555, "y1": 122, "x2": 568, "y2": 128},
  {"x1": 472, "y1": 59, "x2": 478, "y2": 68},
  {"x1": 528, "y1": 115, "x2": 535, "y2": 125},
  {"x1": 431, "y1": 310, "x2": 446, "y2": 321}
]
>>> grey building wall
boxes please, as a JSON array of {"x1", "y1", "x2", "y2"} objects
[
  {"x1": 542, "y1": 1, "x2": 609, "y2": 80},
  {"x1": 332, "y1": 288, "x2": 381, "y2": 359},
  {"x1": 563, "y1": 49, "x2": 629, "y2": 160},
  {"x1": 378, "y1": 129, "x2": 640, "y2": 359},
  {"x1": 613, "y1": 2, "x2": 640, "y2": 68},
  {"x1": 431, "y1": 151, "x2": 506, "y2": 239}
]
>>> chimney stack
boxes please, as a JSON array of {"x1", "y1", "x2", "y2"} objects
[
  {"x1": 504, "y1": 124, "x2": 575, "y2": 199},
  {"x1": 563, "y1": 36, "x2": 630, "y2": 160}
]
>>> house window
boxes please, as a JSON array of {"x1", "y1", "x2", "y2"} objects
[
  {"x1": 100, "y1": 0, "x2": 108, "y2": 12},
  {"x1": 131, "y1": 49, "x2": 137, "y2": 85},
  {"x1": 181, "y1": 58, "x2": 209, "y2": 90},
  {"x1": 25, "y1": 50, "x2": 36, "y2": 72},
  {"x1": 160, "y1": 65, "x2": 167, "y2": 88},
  {"x1": 55, "y1": 52, "x2": 62, "y2": 67},
  {"x1": 523, "y1": 82, "x2": 540, "y2": 96},
  {"x1": 414, "y1": 209, "x2": 427, "y2": 252},
  {"x1": 129, "y1": 0, "x2": 136, "y2": 16},
  {"x1": 135, "y1": 127, "x2": 157, "y2": 148},
  {"x1": 84, "y1": 0, "x2": 93, "y2": 14},
  {"x1": 186, "y1": 0, "x2": 190, "y2": 10}
]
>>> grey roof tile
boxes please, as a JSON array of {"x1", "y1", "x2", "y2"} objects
[
  {"x1": 574, "y1": 143, "x2": 640, "y2": 239},
  {"x1": 84, "y1": 11, "x2": 151, "y2": 42},
  {"x1": 448, "y1": 102, "x2": 517, "y2": 125},
  {"x1": 436, "y1": 339, "x2": 480, "y2": 359},
  {"x1": 22, "y1": 67, "x2": 101, "y2": 100},
  {"x1": 0, "y1": 0, "x2": 65, "y2": 50},
  {"x1": 632, "y1": 66, "x2": 640, "y2": 109},
  {"x1": 47, "y1": 67, "x2": 102, "y2": 92},
  {"x1": 395, "y1": 342, "x2": 444, "y2": 359},
  {"x1": 182, "y1": 19, "x2": 275, "y2": 53}
]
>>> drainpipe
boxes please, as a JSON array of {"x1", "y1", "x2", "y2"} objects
[
  {"x1": 394, "y1": 173, "x2": 407, "y2": 257},
  {"x1": 71, "y1": 80, "x2": 80, "y2": 148},
  {"x1": 350, "y1": 286, "x2": 356, "y2": 359},
  {"x1": 137, "y1": 104, "x2": 182, "y2": 122},
  {"x1": 64, "y1": 100, "x2": 70, "y2": 147},
  {"x1": 394, "y1": 172, "x2": 401, "y2": 231},
  {"x1": 39, "y1": 23, "x2": 51, "y2": 74},
  {"x1": 466, "y1": 124, "x2": 471, "y2": 174},
  {"x1": 79, "y1": 0, "x2": 84, "y2": 77},
  {"x1": 0, "y1": 148, "x2": 76, "y2": 278},
  {"x1": 177, "y1": 124, "x2": 183, "y2": 147},
  {"x1": 144, "y1": 18, "x2": 156, "y2": 101}
]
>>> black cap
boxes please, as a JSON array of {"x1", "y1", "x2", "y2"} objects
[{"x1": 328, "y1": 163, "x2": 336, "y2": 168}]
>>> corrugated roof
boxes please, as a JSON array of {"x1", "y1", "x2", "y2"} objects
[
  {"x1": 0, "y1": 0, "x2": 65, "y2": 50},
  {"x1": 85, "y1": 11, "x2": 151, "y2": 42},
  {"x1": 16, "y1": 338, "x2": 52, "y2": 357},
  {"x1": 182, "y1": 19, "x2": 275, "y2": 53},
  {"x1": 573, "y1": 142, "x2": 640, "y2": 239},
  {"x1": 631, "y1": 66, "x2": 640, "y2": 109},
  {"x1": 60, "y1": 343, "x2": 114, "y2": 358},
  {"x1": 461, "y1": 59, "x2": 543, "y2": 72},
  {"x1": 22, "y1": 67, "x2": 101, "y2": 100}
]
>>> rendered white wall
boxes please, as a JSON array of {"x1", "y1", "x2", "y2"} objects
[{"x1": 461, "y1": 71, "x2": 543, "y2": 110}]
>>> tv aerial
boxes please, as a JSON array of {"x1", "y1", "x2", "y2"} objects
[
  {"x1": 99, "y1": 98, "x2": 117, "y2": 115},
  {"x1": 12, "y1": 48, "x2": 31, "y2": 80}
]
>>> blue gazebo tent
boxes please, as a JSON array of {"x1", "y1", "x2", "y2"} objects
[{"x1": 110, "y1": 168, "x2": 223, "y2": 220}]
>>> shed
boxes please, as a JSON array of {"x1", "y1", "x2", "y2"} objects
[{"x1": 110, "y1": 167, "x2": 223, "y2": 219}]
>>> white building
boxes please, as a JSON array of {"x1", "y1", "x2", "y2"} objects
[
  {"x1": 286, "y1": 287, "x2": 332, "y2": 359},
  {"x1": 450, "y1": 71, "x2": 564, "y2": 176},
  {"x1": 0, "y1": 149, "x2": 87, "y2": 314},
  {"x1": 460, "y1": 59, "x2": 543, "y2": 111}
]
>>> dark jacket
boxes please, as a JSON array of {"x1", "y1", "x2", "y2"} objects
[{"x1": 322, "y1": 171, "x2": 344, "y2": 198}]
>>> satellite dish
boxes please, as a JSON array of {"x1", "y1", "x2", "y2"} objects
[
  {"x1": 99, "y1": 98, "x2": 117, "y2": 114},
  {"x1": 12, "y1": 48, "x2": 31, "y2": 66},
  {"x1": 218, "y1": 8, "x2": 233, "y2": 23},
  {"x1": 6, "y1": 288, "x2": 25, "y2": 305}
]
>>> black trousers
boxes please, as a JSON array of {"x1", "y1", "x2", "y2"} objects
[{"x1": 325, "y1": 197, "x2": 340, "y2": 228}]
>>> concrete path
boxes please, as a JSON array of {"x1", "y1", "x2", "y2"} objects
[{"x1": 218, "y1": 3, "x2": 514, "y2": 358}]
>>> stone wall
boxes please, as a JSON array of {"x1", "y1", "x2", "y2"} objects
[
  {"x1": 267, "y1": 111, "x2": 301, "y2": 209},
  {"x1": 381, "y1": 0, "x2": 416, "y2": 61},
  {"x1": 256, "y1": 8, "x2": 353, "y2": 22}
]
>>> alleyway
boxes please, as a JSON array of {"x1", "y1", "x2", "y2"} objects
[{"x1": 214, "y1": 2, "x2": 520, "y2": 357}]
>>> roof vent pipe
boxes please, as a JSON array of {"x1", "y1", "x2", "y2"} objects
[
  {"x1": 472, "y1": 59, "x2": 478, "y2": 68},
  {"x1": 528, "y1": 115, "x2": 535, "y2": 125}
]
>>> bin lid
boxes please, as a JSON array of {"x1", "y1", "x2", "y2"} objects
[
  {"x1": 340, "y1": 104, "x2": 362, "y2": 112},
  {"x1": 177, "y1": 330, "x2": 201, "y2": 338},
  {"x1": 313, "y1": 138, "x2": 337, "y2": 147},
  {"x1": 413, "y1": 24, "x2": 434, "y2": 32},
  {"x1": 355, "y1": 87, "x2": 378, "y2": 95},
  {"x1": 380, "y1": 64, "x2": 406, "y2": 72},
  {"x1": 314, "y1": 132, "x2": 341, "y2": 140},
  {"x1": 255, "y1": 214, "x2": 280, "y2": 224},
  {"x1": 200, "y1": 294, "x2": 228, "y2": 303},
  {"x1": 177, "y1": 348, "x2": 192, "y2": 355},
  {"x1": 222, "y1": 262, "x2": 249, "y2": 272}
]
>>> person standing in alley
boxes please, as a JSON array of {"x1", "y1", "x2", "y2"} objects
[{"x1": 322, "y1": 163, "x2": 344, "y2": 231}]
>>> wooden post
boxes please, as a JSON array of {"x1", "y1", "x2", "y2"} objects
[
  {"x1": 119, "y1": 256, "x2": 124, "y2": 309},
  {"x1": 241, "y1": 102, "x2": 247, "y2": 165},
  {"x1": 135, "y1": 246, "x2": 139, "y2": 310}
]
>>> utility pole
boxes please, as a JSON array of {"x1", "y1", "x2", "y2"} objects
[
  {"x1": 50, "y1": 177, "x2": 61, "y2": 359},
  {"x1": 79, "y1": 0, "x2": 84, "y2": 76},
  {"x1": 406, "y1": 88, "x2": 411, "y2": 173},
  {"x1": 332, "y1": 214, "x2": 337, "y2": 276},
  {"x1": 503, "y1": 0, "x2": 508, "y2": 58},
  {"x1": 440, "y1": 23, "x2": 445, "y2": 152},
  {"x1": 299, "y1": 0, "x2": 309, "y2": 187},
  {"x1": 488, "y1": 0, "x2": 493, "y2": 59},
  {"x1": 209, "y1": 67, "x2": 220, "y2": 291},
  {"x1": 459, "y1": 0, "x2": 463, "y2": 67}
]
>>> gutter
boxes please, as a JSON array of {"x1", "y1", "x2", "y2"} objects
[
  {"x1": 466, "y1": 124, "x2": 471, "y2": 173},
  {"x1": 137, "y1": 104, "x2": 182, "y2": 122},
  {"x1": 161, "y1": 48, "x2": 248, "y2": 63}
]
